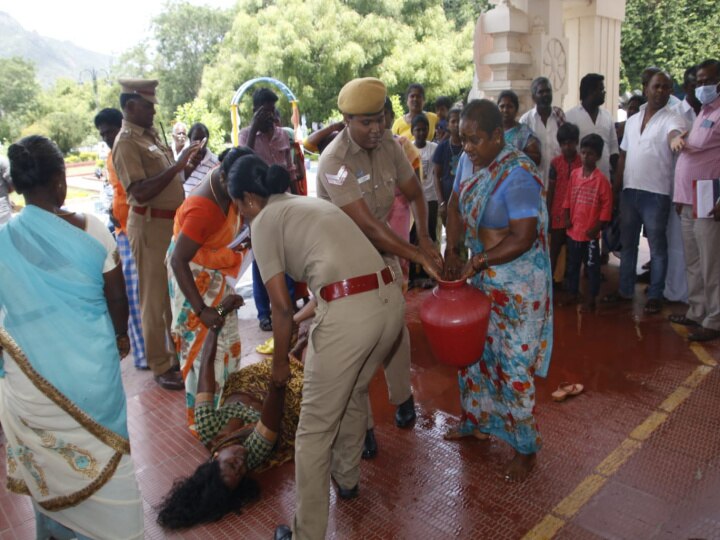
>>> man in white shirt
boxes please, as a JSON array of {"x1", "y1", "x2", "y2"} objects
[
  {"x1": 565, "y1": 73, "x2": 619, "y2": 181},
  {"x1": 609, "y1": 71, "x2": 685, "y2": 314},
  {"x1": 520, "y1": 76, "x2": 564, "y2": 181}
]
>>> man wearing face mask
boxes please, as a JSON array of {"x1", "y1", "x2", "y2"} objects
[{"x1": 670, "y1": 59, "x2": 720, "y2": 342}]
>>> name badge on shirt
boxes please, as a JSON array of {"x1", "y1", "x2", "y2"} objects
[
  {"x1": 701, "y1": 119, "x2": 715, "y2": 129},
  {"x1": 357, "y1": 174, "x2": 371, "y2": 184},
  {"x1": 148, "y1": 144, "x2": 159, "y2": 152},
  {"x1": 325, "y1": 165, "x2": 348, "y2": 186}
]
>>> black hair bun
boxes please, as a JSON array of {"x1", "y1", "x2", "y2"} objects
[
  {"x1": 7, "y1": 142, "x2": 38, "y2": 193},
  {"x1": 266, "y1": 164, "x2": 290, "y2": 195}
]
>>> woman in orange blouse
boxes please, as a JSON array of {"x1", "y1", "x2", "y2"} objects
[{"x1": 168, "y1": 147, "x2": 251, "y2": 435}]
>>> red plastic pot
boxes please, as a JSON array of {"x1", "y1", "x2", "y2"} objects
[{"x1": 420, "y1": 279, "x2": 491, "y2": 368}]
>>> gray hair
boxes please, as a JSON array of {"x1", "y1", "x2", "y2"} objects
[{"x1": 531, "y1": 77, "x2": 552, "y2": 96}]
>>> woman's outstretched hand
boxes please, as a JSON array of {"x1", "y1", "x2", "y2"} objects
[
  {"x1": 417, "y1": 237, "x2": 443, "y2": 281},
  {"x1": 442, "y1": 249, "x2": 463, "y2": 281}
]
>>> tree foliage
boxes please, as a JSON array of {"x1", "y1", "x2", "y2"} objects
[
  {"x1": 620, "y1": 0, "x2": 720, "y2": 92},
  {"x1": 199, "y1": 0, "x2": 475, "y2": 133},
  {"x1": 0, "y1": 57, "x2": 41, "y2": 143},
  {"x1": 152, "y1": 1, "x2": 233, "y2": 118}
]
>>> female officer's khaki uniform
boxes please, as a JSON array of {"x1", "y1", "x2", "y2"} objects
[{"x1": 253, "y1": 194, "x2": 404, "y2": 540}]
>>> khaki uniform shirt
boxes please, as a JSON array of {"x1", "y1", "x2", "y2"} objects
[
  {"x1": 252, "y1": 194, "x2": 385, "y2": 294},
  {"x1": 112, "y1": 120, "x2": 184, "y2": 210},
  {"x1": 317, "y1": 129, "x2": 415, "y2": 224}
]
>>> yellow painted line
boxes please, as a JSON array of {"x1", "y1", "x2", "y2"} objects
[
  {"x1": 522, "y1": 331, "x2": 716, "y2": 539},
  {"x1": 690, "y1": 343, "x2": 718, "y2": 366},
  {"x1": 659, "y1": 385, "x2": 693, "y2": 413},
  {"x1": 682, "y1": 364, "x2": 713, "y2": 388},
  {"x1": 522, "y1": 515, "x2": 566, "y2": 540},
  {"x1": 595, "y1": 438, "x2": 642, "y2": 476},
  {"x1": 553, "y1": 474, "x2": 608, "y2": 519},
  {"x1": 629, "y1": 411, "x2": 669, "y2": 441}
]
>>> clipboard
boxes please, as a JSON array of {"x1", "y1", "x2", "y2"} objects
[{"x1": 692, "y1": 178, "x2": 720, "y2": 218}]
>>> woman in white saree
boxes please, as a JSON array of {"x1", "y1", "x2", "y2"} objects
[{"x1": 0, "y1": 135, "x2": 143, "y2": 539}]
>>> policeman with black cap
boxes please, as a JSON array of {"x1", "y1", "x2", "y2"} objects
[{"x1": 112, "y1": 78, "x2": 200, "y2": 390}]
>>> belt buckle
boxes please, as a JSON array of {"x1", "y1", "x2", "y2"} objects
[{"x1": 387, "y1": 265, "x2": 396, "y2": 284}]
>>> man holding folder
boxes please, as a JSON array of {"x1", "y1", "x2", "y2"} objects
[{"x1": 670, "y1": 59, "x2": 720, "y2": 342}]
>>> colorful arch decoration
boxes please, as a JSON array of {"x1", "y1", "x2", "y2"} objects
[{"x1": 230, "y1": 77, "x2": 300, "y2": 146}]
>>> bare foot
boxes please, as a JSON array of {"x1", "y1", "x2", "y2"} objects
[
  {"x1": 443, "y1": 427, "x2": 490, "y2": 441},
  {"x1": 503, "y1": 451, "x2": 536, "y2": 482}
]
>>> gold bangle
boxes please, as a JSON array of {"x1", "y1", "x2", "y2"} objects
[{"x1": 216, "y1": 304, "x2": 226, "y2": 318}]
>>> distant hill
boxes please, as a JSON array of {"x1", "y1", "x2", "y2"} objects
[{"x1": 0, "y1": 11, "x2": 114, "y2": 87}]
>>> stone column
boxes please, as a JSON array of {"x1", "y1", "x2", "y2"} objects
[
  {"x1": 470, "y1": 0, "x2": 533, "y2": 111},
  {"x1": 562, "y1": 0, "x2": 626, "y2": 119}
]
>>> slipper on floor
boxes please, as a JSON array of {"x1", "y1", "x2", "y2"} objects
[
  {"x1": 551, "y1": 382, "x2": 584, "y2": 402},
  {"x1": 256, "y1": 337, "x2": 274, "y2": 354},
  {"x1": 668, "y1": 314, "x2": 700, "y2": 327}
]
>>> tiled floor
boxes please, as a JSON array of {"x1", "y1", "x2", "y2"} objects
[{"x1": 1, "y1": 259, "x2": 719, "y2": 539}]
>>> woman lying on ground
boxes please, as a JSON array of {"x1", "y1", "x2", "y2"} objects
[{"x1": 157, "y1": 315, "x2": 303, "y2": 530}]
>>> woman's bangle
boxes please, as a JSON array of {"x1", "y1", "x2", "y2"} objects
[
  {"x1": 472, "y1": 252, "x2": 489, "y2": 273},
  {"x1": 216, "y1": 304, "x2": 227, "y2": 318}
]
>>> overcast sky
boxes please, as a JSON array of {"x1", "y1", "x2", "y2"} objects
[{"x1": 0, "y1": 0, "x2": 236, "y2": 56}]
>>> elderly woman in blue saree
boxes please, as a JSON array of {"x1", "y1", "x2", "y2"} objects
[
  {"x1": 444, "y1": 100, "x2": 553, "y2": 482},
  {"x1": 0, "y1": 136, "x2": 143, "y2": 539}
]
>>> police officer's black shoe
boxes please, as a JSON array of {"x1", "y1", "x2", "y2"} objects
[
  {"x1": 395, "y1": 395, "x2": 416, "y2": 428},
  {"x1": 336, "y1": 483, "x2": 359, "y2": 500},
  {"x1": 274, "y1": 525, "x2": 292, "y2": 540},
  {"x1": 332, "y1": 476, "x2": 359, "y2": 499},
  {"x1": 361, "y1": 428, "x2": 378, "y2": 459}
]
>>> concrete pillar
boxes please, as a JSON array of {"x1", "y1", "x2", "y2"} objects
[
  {"x1": 562, "y1": 0, "x2": 626, "y2": 119},
  {"x1": 471, "y1": 1, "x2": 533, "y2": 111}
]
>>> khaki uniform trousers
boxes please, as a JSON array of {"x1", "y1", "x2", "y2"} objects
[
  {"x1": 292, "y1": 275, "x2": 404, "y2": 540},
  {"x1": 680, "y1": 204, "x2": 720, "y2": 331},
  {"x1": 127, "y1": 212, "x2": 175, "y2": 376},
  {"x1": 365, "y1": 255, "x2": 412, "y2": 430}
]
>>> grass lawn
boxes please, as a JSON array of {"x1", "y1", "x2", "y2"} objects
[{"x1": 9, "y1": 187, "x2": 93, "y2": 209}]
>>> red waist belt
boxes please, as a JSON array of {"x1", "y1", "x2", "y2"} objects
[
  {"x1": 319, "y1": 267, "x2": 394, "y2": 303},
  {"x1": 132, "y1": 206, "x2": 176, "y2": 220}
]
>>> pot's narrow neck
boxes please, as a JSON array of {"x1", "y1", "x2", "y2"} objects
[{"x1": 437, "y1": 279, "x2": 466, "y2": 290}]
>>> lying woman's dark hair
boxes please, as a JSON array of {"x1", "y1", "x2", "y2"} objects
[
  {"x1": 8, "y1": 135, "x2": 65, "y2": 195},
  {"x1": 227, "y1": 154, "x2": 290, "y2": 200},
  {"x1": 156, "y1": 459, "x2": 260, "y2": 530}
]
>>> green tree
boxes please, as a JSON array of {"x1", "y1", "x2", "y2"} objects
[
  {"x1": 22, "y1": 78, "x2": 95, "y2": 154},
  {"x1": 200, "y1": 0, "x2": 474, "y2": 132},
  {"x1": 0, "y1": 57, "x2": 41, "y2": 143},
  {"x1": 620, "y1": 0, "x2": 720, "y2": 93},
  {"x1": 152, "y1": 1, "x2": 234, "y2": 117}
]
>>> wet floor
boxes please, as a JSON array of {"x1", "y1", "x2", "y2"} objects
[{"x1": 1, "y1": 259, "x2": 719, "y2": 539}]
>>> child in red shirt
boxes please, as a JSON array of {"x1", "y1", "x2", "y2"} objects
[
  {"x1": 563, "y1": 133, "x2": 613, "y2": 310},
  {"x1": 548, "y1": 122, "x2": 582, "y2": 283}
]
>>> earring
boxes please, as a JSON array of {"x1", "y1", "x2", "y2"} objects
[{"x1": 249, "y1": 201, "x2": 254, "y2": 208}]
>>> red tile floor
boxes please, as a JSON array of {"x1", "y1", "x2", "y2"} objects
[{"x1": 1, "y1": 258, "x2": 719, "y2": 539}]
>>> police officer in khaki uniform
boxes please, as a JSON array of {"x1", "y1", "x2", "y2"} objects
[
  {"x1": 112, "y1": 79, "x2": 200, "y2": 390},
  {"x1": 316, "y1": 78, "x2": 443, "y2": 460}
]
